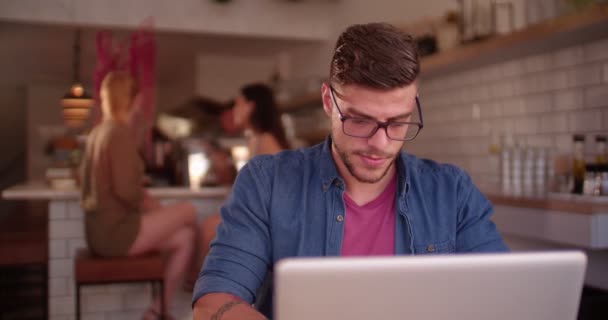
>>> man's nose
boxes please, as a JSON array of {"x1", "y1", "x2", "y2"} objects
[{"x1": 367, "y1": 126, "x2": 390, "y2": 149}]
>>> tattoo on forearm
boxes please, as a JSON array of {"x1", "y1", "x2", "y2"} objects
[{"x1": 210, "y1": 300, "x2": 246, "y2": 320}]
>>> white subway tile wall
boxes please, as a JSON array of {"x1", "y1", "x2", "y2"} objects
[
  {"x1": 81, "y1": 314, "x2": 105, "y2": 320},
  {"x1": 583, "y1": 38, "x2": 608, "y2": 62},
  {"x1": 553, "y1": 46, "x2": 584, "y2": 68},
  {"x1": 49, "y1": 202, "x2": 68, "y2": 219},
  {"x1": 82, "y1": 293, "x2": 123, "y2": 313},
  {"x1": 585, "y1": 85, "x2": 608, "y2": 109},
  {"x1": 568, "y1": 110, "x2": 603, "y2": 132},
  {"x1": 49, "y1": 220, "x2": 84, "y2": 239},
  {"x1": 50, "y1": 296, "x2": 75, "y2": 317},
  {"x1": 539, "y1": 113, "x2": 568, "y2": 134},
  {"x1": 50, "y1": 239, "x2": 68, "y2": 259},
  {"x1": 413, "y1": 36, "x2": 608, "y2": 192},
  {"x1": 567, "y1": 64, "x2": 602, "y2": 87},
  {"x1": 50, "y1": 277, "x2": 69, "y2": 297},
  {"x1": 523, "y1": 53, "x2": 554, "y2": 73},
  {"x1": 554, "y1": 134, "x2": 575, "y2": 153},
  {"x1": 554, "y1": 89, "x2": 583, "y2": 111}
]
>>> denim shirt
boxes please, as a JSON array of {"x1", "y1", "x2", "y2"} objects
[{"x1": 193, "y1": 137, "x2": 508, "y2": 317}]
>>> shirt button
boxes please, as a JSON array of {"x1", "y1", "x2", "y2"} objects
[
  {"x1": 426, "y1": 244, "x2": 436, "y2": 253},
  {"x1": 334, "y1": 180, "x2": 343, "y2": 187},
  {"x1": 336, "y1": 215, "x2": 344, "y2": 222}
]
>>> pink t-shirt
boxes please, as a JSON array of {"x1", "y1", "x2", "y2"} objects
[{"x1": 341, "y1": 174, "x2": 397, "y2": 256}]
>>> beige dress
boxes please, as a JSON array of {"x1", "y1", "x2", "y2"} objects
[{"x1": 80, "y1": 120, "x2": 144, "y2": 257}]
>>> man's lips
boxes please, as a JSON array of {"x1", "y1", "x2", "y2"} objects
[{"x1": 358, "y1": 154, "x2": 387, "y2": 167}]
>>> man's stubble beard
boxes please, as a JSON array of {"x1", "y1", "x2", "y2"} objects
[{"x1": 332, "y1": 133, "x2": 401, "y2": 184}]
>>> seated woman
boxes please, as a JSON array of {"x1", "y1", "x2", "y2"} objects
[
  {"x1": 80, "y1": 71, "x2": 197, "y2": 320},
  {"x1": 198, "y1": 83, "x2": 290, "y2": 261}
]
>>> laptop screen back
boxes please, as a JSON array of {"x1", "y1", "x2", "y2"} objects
[{"x1": 275, "y1": 251, "x2": 586, "y2": 320}]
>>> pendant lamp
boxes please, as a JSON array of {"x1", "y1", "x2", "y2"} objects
[{"x1": 60, "y1": 29, "x2": 93, "y2": 128}]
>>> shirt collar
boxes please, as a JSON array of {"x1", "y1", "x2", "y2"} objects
[{"x1": 319, "y1": 136, "x2": 343, "y2": 192}]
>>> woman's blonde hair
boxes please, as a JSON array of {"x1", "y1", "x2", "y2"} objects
[{"x1": 100, "y1": 71, "x2": 138, "y2": 118}]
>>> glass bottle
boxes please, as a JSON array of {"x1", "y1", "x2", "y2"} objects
[
  {"x1": 583, "y1": 164, "x2": 599, "y2": 196},
  {"x1": 572, "y1": 134, "x2": 586, "y2": 194},
  {"x1": 595, "y1": 135, "x2": 607, "y2": 165},
  {"x1": 511, "y1": 138, "x2": 523, "y2": 197},
  {"x1": 535, "y1": 147, "x2": 548, "y2": 197},
  {"x1": 523, "y1": 146, "x2": 535, "y2": 197},
  {"x1": 500, "y1": 134, "x2": 514, "y2": 195},
  {"x1": 600, "y1": 164, "x2": 608, "y2": 196},
  {"x1": 500, "y1": 147, "x2": 512, "y2": 195}
]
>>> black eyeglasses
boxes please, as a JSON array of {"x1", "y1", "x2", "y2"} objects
[{"x1": 329, "y1": 86, "x2": 424, "y2": 141}]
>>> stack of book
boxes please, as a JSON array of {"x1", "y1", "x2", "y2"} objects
[{"x1": 45, "y1": 167, "x2": 77, "y2": 190}]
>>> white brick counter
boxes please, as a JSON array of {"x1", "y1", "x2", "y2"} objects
[
  {"x1": 488, "y1": 193, "x2": 608, "y2": 291},
  {"x1": 3, "y1": 183, "x2": 230, "y2": 320}
]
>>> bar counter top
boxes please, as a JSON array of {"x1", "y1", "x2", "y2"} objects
[{"x1": 2, "y1": 181, "x2": 231, "y2": 201}]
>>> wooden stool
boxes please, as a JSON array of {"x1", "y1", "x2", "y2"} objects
[{"x1": 74, "y1": 249, "x2": 165, "y2": 319}]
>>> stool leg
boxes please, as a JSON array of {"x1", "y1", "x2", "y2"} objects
[
  {"x1": 151, "y1": 281, "x2": 157, "y2": 302},
  {"x1": 75, "y1": 284, "x2": 81, "y2": 320},
  {"x1": 160, "y1": 281, "x2": 165, "y2": 320},
  {"x1": 43, "y1": 264, "x2": 48, "y2": 319}
]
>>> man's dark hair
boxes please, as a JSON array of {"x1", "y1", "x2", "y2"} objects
[{"x1": 330, "y1": 22, "x2": 420, "y2": 89}]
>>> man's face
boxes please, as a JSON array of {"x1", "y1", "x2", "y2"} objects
[{"x1": 322, "y1": 83, "x2": 418, "y2": 184}]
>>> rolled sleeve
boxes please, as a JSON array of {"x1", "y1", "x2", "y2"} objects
[
  {"x1": 455, "y1": 170, "x2": 509, "y2": 253},
  {"x1": 192, "y1": 159, "x2": 273, "y2": 305}
]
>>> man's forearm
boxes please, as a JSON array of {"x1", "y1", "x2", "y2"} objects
[{"x1": 193, "y1": 293, "x2": 267, "y2": 320}]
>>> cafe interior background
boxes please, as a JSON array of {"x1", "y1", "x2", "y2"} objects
[{"x1": 0, "y1": 0, "x2": 608, "y2": 319}]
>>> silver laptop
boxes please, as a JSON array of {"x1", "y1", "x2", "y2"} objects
[{"x1": 275, "y1": 251, "x2": 587, "y2": 320}]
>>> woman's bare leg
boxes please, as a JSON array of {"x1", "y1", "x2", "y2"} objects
[
  {"x1": 129, "y1": 202, "x2": 196, "y2": 254},
  {"x1": 142, "y1": 227, "x2": 195, "y2": 319},
  {"x1": 128, "y1": 201, "x2": 197, "y2": 317},
  {"x1": 164, "y1": 227, "x2": 195, "y2": 309},
  {"x1": 199, "y1": 213, "x2": 222, "y2": 263}
]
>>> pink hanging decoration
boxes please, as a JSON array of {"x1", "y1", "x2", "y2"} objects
[{"x1": 93, "y1": 18, "x2": 156, "y2": 161}]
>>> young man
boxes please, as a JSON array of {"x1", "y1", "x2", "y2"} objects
[{"x1": 193, "y1": 22, "x2": 508, "y2": 320}]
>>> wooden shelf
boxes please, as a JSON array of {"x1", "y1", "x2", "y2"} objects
[
  {"x1": 421, "y1": 4, "x2": 608, "y2": 76},
  {"x1": 296, "y1": 129, "x2": 329, "y2": 144},
  {"x1": 487, "y1": 193, "x2": 608, "y2": 215},
  {"x1": 279, "y1": 92, "x2": 322, "y2": 112}
]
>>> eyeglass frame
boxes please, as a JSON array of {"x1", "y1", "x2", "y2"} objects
[{"x1": 329, "y1": 85, "x2": 424, "y2": 141}]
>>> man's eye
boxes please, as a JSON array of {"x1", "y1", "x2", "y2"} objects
[
  {"x1": 350, "y1": 118, "x2": 371, "y2": 125},
  {"x1": 389, "y1": 123, "x2": 409, "y2": 129}
]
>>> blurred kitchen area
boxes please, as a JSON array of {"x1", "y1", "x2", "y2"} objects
[{"x1": 1, "y1": 0, "x2": 608, "y2": 319}]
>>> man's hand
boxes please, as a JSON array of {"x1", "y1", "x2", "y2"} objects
[{"x1": 193, "y1": 293, "x2": 267, "y2": 320}]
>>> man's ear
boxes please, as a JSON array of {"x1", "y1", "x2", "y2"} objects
[{"x1": 321, "y1": 83, "x2": 333, "y2": 117}]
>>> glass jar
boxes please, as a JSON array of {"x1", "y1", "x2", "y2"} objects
[{"x1": 583, "y1": 165, "x2": 596, "y2": 196}]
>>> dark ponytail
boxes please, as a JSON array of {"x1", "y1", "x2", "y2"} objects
[{"x1": 241, "y1": 83, "x2": 290, "y2": 149}]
